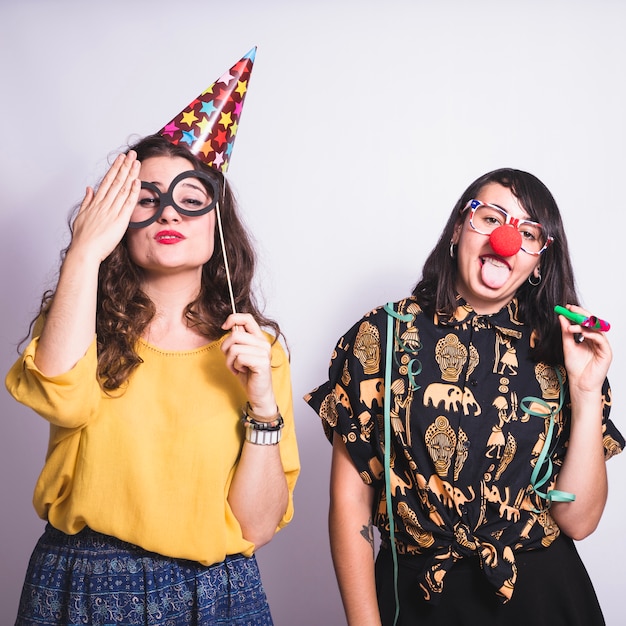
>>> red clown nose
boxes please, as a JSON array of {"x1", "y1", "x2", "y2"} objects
[{"x1": 490, "y1": 225, "x2": 522, "y2": 257}]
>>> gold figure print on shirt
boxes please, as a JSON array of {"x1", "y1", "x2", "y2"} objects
[
  {"x1": 425, "y1": 416, "x2": 456, "y2": 476},
  {"x1": 486, "y1": 392, "x2": 518, "y2": 460},
  {"x1": 434, "y1": 333, "x2": 467, "y2": 382},
  {"x1": 494, "y1": 333, "x2": 519, "y2": 376},
  {"x1": 353, "y1": 321, "x2": 380, "y2": 375}
]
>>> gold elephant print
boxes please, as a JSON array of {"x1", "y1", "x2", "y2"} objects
[
  {"x1": 360, "y1": 377, "x2": 384, "y2": 410},
  {"x1": 478, "y1": 484, "x2": 534, "y2": 530},
  {"x1": 461, "y1": 387, "x2": 481, "y2": 416},
  {"x1": 481, "y1": 483, "x2": 521, "y2": 522},
  {"x1": 423, "y1": 383, "x2": 481, "y2": 416},
  {"x1": 432, "y1": 478, "x2": 475, "y2": 517},
  {"x1": 369, "y1": 456, "x2": 414, "y2": 496}
]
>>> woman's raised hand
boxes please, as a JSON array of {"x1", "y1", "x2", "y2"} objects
[
  {"x1": 70, "y1": 151, "x2": 141, "y2": 262},
  {"x1": 558, "y1": 304, "x2": 612, "y2": 393},
  {"x1": 221, "y1": 313, "x2": 277, "y2": 419},
  {"x1": 33, "y1": 152, "x2": 140, "y2": 375}
]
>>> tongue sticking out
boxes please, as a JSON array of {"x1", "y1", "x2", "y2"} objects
[{"x1": 481, "y1": 256, "x2": 510, "y2": 289}]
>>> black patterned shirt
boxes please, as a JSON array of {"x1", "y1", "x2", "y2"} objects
[{"x1": 305, "y1": 296, "x2": 624, "y2": 603}]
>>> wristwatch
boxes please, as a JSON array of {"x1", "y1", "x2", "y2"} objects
[{"x1": 244, "y1": 426, "x2": 282, "y2": 445}]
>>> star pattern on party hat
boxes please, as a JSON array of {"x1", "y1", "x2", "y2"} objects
[{"x1": 158, "y1": 47, "x2": 256, "y2": 173}]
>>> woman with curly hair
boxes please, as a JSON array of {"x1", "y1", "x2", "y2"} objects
[{"x1": 6, "y1": 133, "x2": 299, "y2": 625}]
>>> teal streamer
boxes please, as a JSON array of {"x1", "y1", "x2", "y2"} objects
[
  {"x1": 384, "y1": 304, "x2": 400, "y2": 626},
  {"x1": 520, "y1": 368, "x2": 575, "y2": 511}
]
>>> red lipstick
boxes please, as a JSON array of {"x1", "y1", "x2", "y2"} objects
[{"x1": 155, "y1": 230, "x2": 185, "y2": 244}]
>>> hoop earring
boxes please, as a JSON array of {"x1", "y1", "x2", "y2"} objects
[
  {"x1": 528, "y1": 271, "x2": 542, "y2": 286},
  {"x1": 449, "y1": 241, "x2": 457, "y2": 258}
]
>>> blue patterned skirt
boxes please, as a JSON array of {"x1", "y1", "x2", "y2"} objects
[{"x1": 15, "y1": 524, "x2": 274, "y2": 625}]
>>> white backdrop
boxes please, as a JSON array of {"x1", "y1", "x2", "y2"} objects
[{"x1": 1, "y1": 1, "x2": 624, "y2": 624}]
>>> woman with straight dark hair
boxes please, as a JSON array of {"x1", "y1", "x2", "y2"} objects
[{"x1": 306, "y1": 168, "x2": 623, "y2": 625}]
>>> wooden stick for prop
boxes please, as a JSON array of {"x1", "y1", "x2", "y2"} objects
[{"x1": 215, "y1": 189, "x2": 237, "y2": 316}]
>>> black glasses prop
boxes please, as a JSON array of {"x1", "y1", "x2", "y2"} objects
[
  {"x1": 128, "y1": 170, "x2": 219, "y2": 229},
  {"x1": 127, "y1": 168, "x2": 238, "y2": 316}
]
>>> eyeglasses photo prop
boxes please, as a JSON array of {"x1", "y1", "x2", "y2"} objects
[
  {"x1": 129, "y1": 170, "x2": 220, "y2": 229},
  {"x1": 463, "y1": 199, "x2": 554, "y2": 257}
]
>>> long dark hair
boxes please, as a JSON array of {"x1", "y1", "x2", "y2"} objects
[
  {"x1": 413, "y1": 168, "x2": 577, "y2": 364},
  {"x1": 30, "y1": 134, "x2": 281, "y2": 390}
]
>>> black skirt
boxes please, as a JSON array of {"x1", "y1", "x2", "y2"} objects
[{"x1": 376, "y1": 534, "x2": 605, "y2": 626}]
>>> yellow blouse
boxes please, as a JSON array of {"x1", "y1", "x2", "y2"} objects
[{"x1": 5, "y1": 333, "x2": 299, "y2": 566}]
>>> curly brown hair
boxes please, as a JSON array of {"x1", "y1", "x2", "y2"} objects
[{"x1": 31, "y1": 134, "x2": 281, "y2": 390}]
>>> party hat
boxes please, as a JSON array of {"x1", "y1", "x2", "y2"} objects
[{"x1": 158, "y1": 47, "x2": 256, "y2": 173}]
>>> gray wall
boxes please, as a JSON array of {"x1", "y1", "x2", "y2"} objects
[{"x1": 1, "y1": 1, "x2": 624, "y2": 624}]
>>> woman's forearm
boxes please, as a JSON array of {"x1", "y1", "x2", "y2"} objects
[
  {"x1": 228, "y1": 441, "x2": 288, "y2": 549},
  {"x1": 34, "y1": 247, "x2": 100, "y2": 376},
  {"x1": 551, "y1": 390, "x2": 608, "y2": 539},
  {"x1": 330, "y1": 433, "x2": 381, "y2": 626}
]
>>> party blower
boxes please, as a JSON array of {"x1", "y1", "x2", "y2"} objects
[{"x1": 554, "y1": 305, "x2": 611, "y2": 332}]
